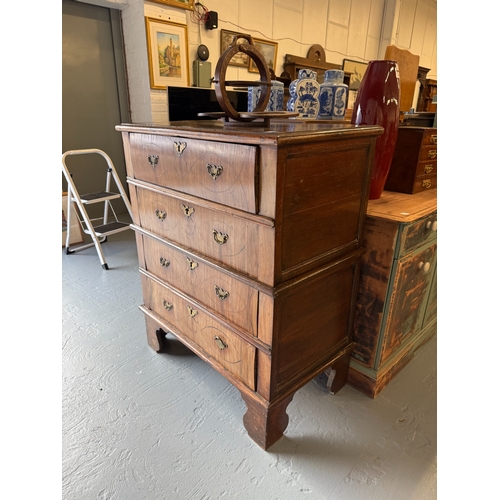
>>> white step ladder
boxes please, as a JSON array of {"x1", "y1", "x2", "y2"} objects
[{"x1": 62, "y1": 148, "x2": 133, "y2": 270}]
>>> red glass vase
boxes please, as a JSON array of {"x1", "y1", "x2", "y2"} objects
[{"x1": 351, "y1": 60, "x2": 400, "y2": 199}]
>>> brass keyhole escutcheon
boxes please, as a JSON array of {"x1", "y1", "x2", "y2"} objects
[
  {"x1": 187, "y1": 257, "x2": 199, "y2": 270},
  {"x1": 155, "y1": 209, "x2": 167, "y2": 221},
  {"x1": 422, "y1": 179, "x2": 432, "y2": 189},
  {"x1": 173, "y1": 141, "x2": 187, "y2": 156},
  {"x1": 214, "y1": 336, "x2": 228, "y2": 350},
  {"x1": 148, "y1": 154, "x2": 159, "y2": 167},
  {"x1": 187, "y1": 305, "x2": 198, "y2": 318},
  {"x1": 163, "y1": 300, "x2": 173, "y2": 311},
  {"x1": 207, "y1": 164, "x2": 223, "y2": 180},
  {"x1": 181, "y1": 204, "x2": 195, "y2": 217},
  {"x1": 212, "y1": 229, "x2": 229, "y2": 245},
  {"x1": 423, "y1": 164, "x2": 433, "y2": 173},
  {"x1": 428, "y1": 150, "x2": 437, "y2": 159},
  {"x1": 214, "y1": 285, "x2": 230, "y2": 300},
  {"x1": 430, "y1": 135, "x2": 437, "y2": 144},
  {"x1": 160, "y1": 257, "x2": 170, "y2": 268}
]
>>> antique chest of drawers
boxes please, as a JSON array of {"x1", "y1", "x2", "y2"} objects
[
  {"x1": 348, "y1": 190, "x2": 437, "y2": 397},
  {"x1": 384, "y1": 127, "x2": 437, "y2": 194},
  {"x1": 117, "y1": 120, "x2": 382, "y2": 449}
]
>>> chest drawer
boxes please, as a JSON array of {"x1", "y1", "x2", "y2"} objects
[
  {"x1": 133, "y1": 183, "x2": 275, "y2": 284},
  {"x1": 129, "y1": 133, "x2": 258, "y2": 213},
  {"x1": 141, "y1": 272, "x2": 256, "y2": 389},
  {"x1": 137, "y1": 230, "x2": 259, "y2": 336},
  {"x1": 399, "y1": 211, "x2": 437, "y2": 255}
]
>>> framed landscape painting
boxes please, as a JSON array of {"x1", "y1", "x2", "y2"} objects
[
  {"x1": 220, "y1": 30, "x2": 251, "y2": 67},
  {"x1": 145, "y1": 17, "x2": 190, "y2": 89},
  {"x1": 248, "y1": 38, "x2": 278, "y2": 73}
]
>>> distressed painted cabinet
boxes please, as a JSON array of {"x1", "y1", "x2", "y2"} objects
[
  {"x1": 117, "y1": 120, "x2": 382, "y2": 449},
  {"x1": 348, "y1": 190, "x2": 437, "y2": 398}
]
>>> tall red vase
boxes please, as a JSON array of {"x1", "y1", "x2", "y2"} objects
[{"x1": 351, "y1": 60, "x2": 400, "y2": 199}]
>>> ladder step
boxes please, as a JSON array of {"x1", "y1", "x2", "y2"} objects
[
  {"x1": 86, "y1": 221, "x2": 130, "y2": 236},
  {"x1": 79, "y1": 191, "x2": 121, "y2": 203}
]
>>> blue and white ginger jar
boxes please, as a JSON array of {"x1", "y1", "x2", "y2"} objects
[
  {"x1": 288, "y1": 69, "x2": 320, "y2": 119},
  {"x1": 248, "y1": 80, "x2": 284, "y2": 112},
  {"x1": 318, "y1": 69, "x2": 348, "y2": 120}
]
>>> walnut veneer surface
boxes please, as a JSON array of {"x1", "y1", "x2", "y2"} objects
[{"x1": 117, "y1": 119, "x2": 383, "y2": 449}]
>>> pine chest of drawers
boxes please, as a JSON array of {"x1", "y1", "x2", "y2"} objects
[
  {"x1": 117, "y1": 120, "x2": 382, "y2": 449},
  {"x1": 384, "y1": 127, "x2": 437, "y2": 194}
]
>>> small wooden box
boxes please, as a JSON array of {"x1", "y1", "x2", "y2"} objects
[{"x1": 385, "y1": 127, "x2": 437, "y2": 194}]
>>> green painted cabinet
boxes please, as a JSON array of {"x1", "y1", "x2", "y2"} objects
[{"x1": 348, "y1": 190, "x2": 437, "y2": 398}]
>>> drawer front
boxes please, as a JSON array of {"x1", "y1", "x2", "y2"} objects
[
  {"x1": 415, "y1": 160, "x2": 437, "y2": 177},
  {"x1": 419, "y1": 144, "x2": 437, "y2": 162},
  {"x1": 135, "y1": 185, "x2": 274, "y2": 284},
  {"x1": 421, "y1": 129, "x2": 437, "y2": 146},
  {"x1": 141, "y1": 273, "x2": 256, "y2": 389},
  {"x1": 129, "y1": 133, "x2": 258, "y2": 213},
  {"x1": 399, "y1": 211, "x2": 438, "y2": 255},
  {"x1": 410, "y1": 174, "x2": 437, "y2": 194},
  {"x1": 141, "y1": 232, "x2": 259, "y2": 336}
]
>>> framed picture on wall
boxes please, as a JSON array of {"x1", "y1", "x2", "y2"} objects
[
  {"x1": 248, "y1": 38, "x2": 278, "y2": 73},
  {"x1": 62, "y1": 193, "x2": 84, "y2": 247},
  {"x1": 145, "y1": 17, "x2": 190, "y2": 89},
  {"x1": 343, "y1": 59, "x2": 368, "y2": 91},
  {"x1": 220, "y1": 30, "x2": 251, "y2": 67},
  {"x1": 147, "y1": 0, "x2": 195, "y2": 10}
]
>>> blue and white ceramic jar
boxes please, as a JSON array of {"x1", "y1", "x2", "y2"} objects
[
  {"x1": 295, "y1": 69, "x2": 321, "y2": 119},
  {"x1": 248, "y1": 80, "x2": 284, "y2": 112},
  {"x1": 318, "y1": 69, "x2": 348, "y2": 120}
]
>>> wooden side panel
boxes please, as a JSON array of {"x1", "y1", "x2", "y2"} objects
[
  {"x1": 280, "y1": 139, "x2": 373, "y2": 276},
  {"x1": 274, "y1": 253, "x2": 359, "y2": 392},
  {"x1": 257, "y1": 291, "x2": 274, "y2": 347},
  {"x1": 351, "y1": 217, "x2": 398, "y2": 368},
  {"x1": 129, "y1": 133, "x2": 258, "y2": 213}
]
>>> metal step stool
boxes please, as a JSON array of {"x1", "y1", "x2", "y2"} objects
[{"x1": 62, "y1": 148, "x2": 133, "y2": 269}]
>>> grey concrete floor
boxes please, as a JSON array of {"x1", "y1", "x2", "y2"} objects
[{"x1": 62, "y1": 228, "x2": 437, "y2": 500}]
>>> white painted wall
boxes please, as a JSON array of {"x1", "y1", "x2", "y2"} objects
[{"x1": 75, "y1": 0, "x2": 437, "y2": 123}]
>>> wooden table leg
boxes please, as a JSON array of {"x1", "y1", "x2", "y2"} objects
[
  {"x1": 325, "y1": 347, "x2": 351, "y2": 394},
  {"x1": 240, "y1": 392, "x2": 295, "y2": 450}
]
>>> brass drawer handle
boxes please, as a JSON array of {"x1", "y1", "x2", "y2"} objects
[
  {"x1": 214, "y1": 336, "x2": 228, "y2": 350},
  {"x1": 155, "y1": 209, "x2": 167, "y2": 221},
  {"x1": 214, "y1": 285, "x2": 230, "y2": 300},
  {"x1": 422, "y1": 179, "x2": 432, "y2": 189},
  {"x1": 187, "y1": 305, "x2": 198, "y2": 318},
  {"x1": 430, "y1": 135, "x2": 437, "y2": 144},
  {"x1": 162, "y1": 300, "x2": 173, "y2": 311},
  {"x1": 427, "y1": 150, "x2": 437, "y2": 159},
  {"x1": 159, "y1": 257, "x2": 170, "y2": 268},
  {"x1": 181, "y1": 203, "x2": 195, "y2": 218},
  {"x1": 173, "y1": 141, "x2": 187, "y2": 156},
  {"x1": 212, "y1": 229, "x2": 229, "y2": 245},
  {"x1": 147, "y1": 154, "x2": 159, "y2": 167},
  {"x1": 187, "y1": 257, "x2": 199, "y2": 270},
  {"x1": 423, "y1": 164, "x2": 434, "y2": 173},
  {"x1": 207, "y1": 164, "x2": 223, "y2": 180}
]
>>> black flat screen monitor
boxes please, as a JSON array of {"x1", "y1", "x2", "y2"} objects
[{"x1": 167, "y1": 86, "x2": 248, "y2": 121}]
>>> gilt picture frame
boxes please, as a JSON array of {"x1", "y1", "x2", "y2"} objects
[
  {"x1": 248, "y1": 38, "x2": 278, "y2": 73},
  {"x1": 147, "y1": 0, "x2": 195, "y2": 10},
  {"x1": 220, "y1": 30, "x2": 251, "y2": 67},
  {"x1": 145, "y1": 17, "x2": 190, "y2": 89},
  {"x1": 343, "y1": 59, "x2": 368, "y2": 91}
]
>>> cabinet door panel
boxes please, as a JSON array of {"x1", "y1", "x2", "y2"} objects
[{"x1": 380, "y1": 243, "x2": 436, "y2": 365}]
